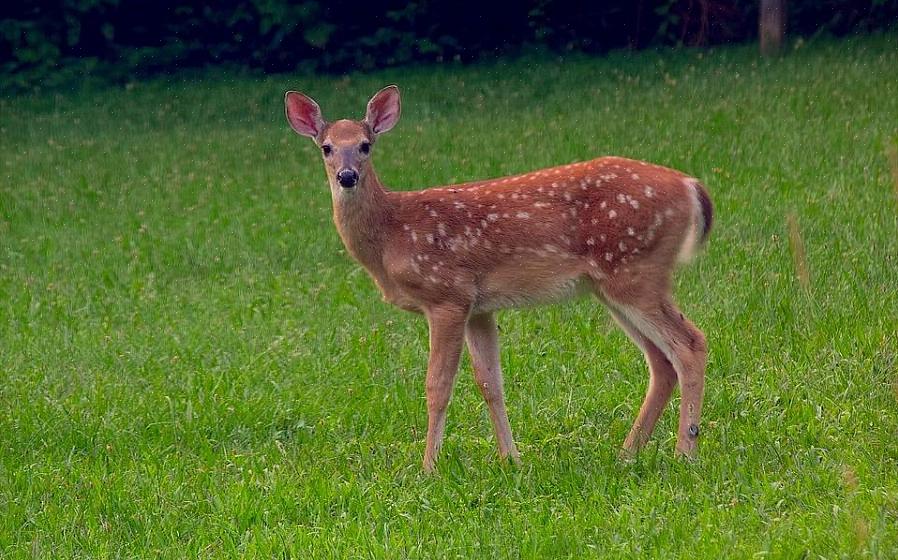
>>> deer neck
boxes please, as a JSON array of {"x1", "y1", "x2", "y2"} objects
[{"x1": 330, "y1": 168, "x2": 394, "y2": 275}]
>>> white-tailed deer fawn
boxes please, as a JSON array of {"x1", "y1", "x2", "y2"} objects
[{"x1": 285, "y1": 85, "x2": 713, "y2": 472}]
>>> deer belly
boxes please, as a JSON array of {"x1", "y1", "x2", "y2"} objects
[{"x1": 474, "y1": 269, "x2": 592, "y2": 313}]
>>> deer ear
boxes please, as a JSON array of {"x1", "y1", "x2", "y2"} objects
[
  {"x1": 285, "y1": 91, "x2": 326, "y2": 138},
  {"x1": 365, "y1": 85, "x2": 401, "y2": 135}
]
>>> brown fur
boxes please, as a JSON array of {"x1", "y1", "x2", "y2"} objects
[{"x1": 285, "y1": 86, "x2": 713, "y2": 472}]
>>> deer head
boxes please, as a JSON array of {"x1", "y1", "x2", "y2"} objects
[{"x1": 285, "y1": 85, "x2": 401, "y2": 194}]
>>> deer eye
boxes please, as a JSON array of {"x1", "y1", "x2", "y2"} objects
[
  {"x1": 321, "y1": 144, "x2": 332, "y2": 156},
  {"x1": 359, "y1": 142, "x2": 371, "y2": 154}
]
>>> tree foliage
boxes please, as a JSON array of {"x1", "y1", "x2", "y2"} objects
[{"x1": 1, "y1": 0, "x2": 896, "y2": 92}]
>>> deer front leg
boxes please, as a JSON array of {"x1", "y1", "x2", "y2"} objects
[
  {"x1": 465, "y1": 313, "x2": 520, "y2": 464},
  {"x1": 422, "y1": 305, "x2": 467, "y2": 473}
]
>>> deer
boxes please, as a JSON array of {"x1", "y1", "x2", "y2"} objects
[{"x1": 284, "y1": 85, "x2": 713, "y2": 473}]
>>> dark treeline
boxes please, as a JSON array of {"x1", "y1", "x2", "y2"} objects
[{"x1": 2, "y1": 0, "x2": 897, "y2": 92}]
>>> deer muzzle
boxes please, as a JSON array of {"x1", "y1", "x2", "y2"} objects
[{"x1": 337, "y1": 168, "x2": 359, "y2": 189}]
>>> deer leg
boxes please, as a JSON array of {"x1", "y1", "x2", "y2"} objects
[
  {"x1": 609, "y1": 309, "x2": 679, "y2": 457},
  {"x1": 422, "y1": 305, "x2": 467, "y2": 473},
  {"x1": 607, "y1": 297, "x2": 707, "y2": 459},
  {"x1": 465, "y1": 312, "x2": 520, "y2": 464}
]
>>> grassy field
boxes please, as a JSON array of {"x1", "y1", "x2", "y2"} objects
[{"x1": 2, "y1": 34, "x2": 898, "y2": 558}]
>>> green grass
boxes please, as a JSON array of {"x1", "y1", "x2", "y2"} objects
[{"x1": 2, "y1": 34, "x2": 898, "y2": 558}]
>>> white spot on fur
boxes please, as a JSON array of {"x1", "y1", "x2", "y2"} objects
[
  {"x1": 644, "y1": 185, "x2": 655, "y2": 198},
  {"x1": 487, "y1": 213, "x2": 499, "y2": 222},
  {"x1": 426, "y1": 233, "x2": 434, "y2": 244},
  {"x1": 516, "y1": 211, "x2": 530, "y2": 219},
  {"x1": 608, "y1": 210, "x2": 617, "y2": 219}
]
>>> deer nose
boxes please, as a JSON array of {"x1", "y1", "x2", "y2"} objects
[{"x1": 337, "y1": 169, "x2": 358, "y2": 188}]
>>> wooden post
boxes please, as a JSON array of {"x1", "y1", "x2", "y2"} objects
[{"x1": 759, "y1": 0, "x2": 786, "y2": 56}]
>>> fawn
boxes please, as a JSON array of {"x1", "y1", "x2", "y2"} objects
[{"x1": 285, "y1": 85, "x2": 713, "y2": 472}]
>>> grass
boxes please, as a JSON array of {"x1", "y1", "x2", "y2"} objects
[{"x1": 2, "y1": 34, "x2": 898, "y2": 558}]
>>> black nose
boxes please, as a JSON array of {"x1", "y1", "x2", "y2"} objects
[{"x1": 337, "y1": 169, "x2": 358, "y2": 188}]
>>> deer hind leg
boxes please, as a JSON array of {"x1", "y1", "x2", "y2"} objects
[
  {"x1": 608, "y1": 308, "x2": 679, "y2": 457},
  {"x1": 465, "y1": 312, "x2": 521, "y2": 464},
  {"x1": 422, "y1": 304, "x2": 468, "y2": 473},
  {"x1": 598, "y1": 284, "x2": 707, "y2": 458}
]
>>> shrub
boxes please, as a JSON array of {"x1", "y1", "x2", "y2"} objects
[{"x1": 1, "y1": 0, "x2": 896, "y2": 93}]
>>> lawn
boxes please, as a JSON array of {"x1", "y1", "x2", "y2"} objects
[{"x1": 2, "y1": 34, "x2": 898, "y2": 558}]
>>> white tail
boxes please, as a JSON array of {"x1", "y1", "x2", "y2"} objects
[
  {"x1": 677, "y1": 179, "x2": 713, "y2": 263},
  {"x1": 286, "y1": 85, "x2": 713, "y2": 472}
]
